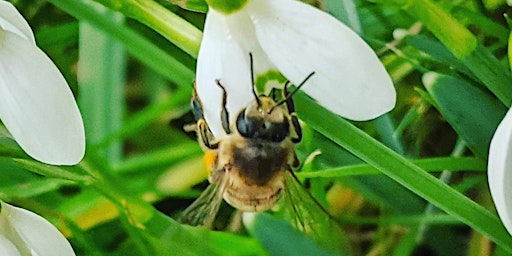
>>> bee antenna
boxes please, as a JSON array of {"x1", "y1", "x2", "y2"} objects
[
  {"x1": 269, "y1": 71, "x2": 315, "y2": 113},
  {"x1": 249, "y1": 53, "x2": 261, "y2": 107}
]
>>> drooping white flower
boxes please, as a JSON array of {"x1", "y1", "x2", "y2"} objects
[
  {"x1": 0, "y1": 1, "x2": 85, "y2": 165},
  {"x1": 196, "y1": 0, "x2": 396, "y2": 137},
  {"x1": 488, "y1": 107, "x2": 512, "y2": 235},
  {"x1": 0, "y1": 201, "x2": 76, "y2": 255}
]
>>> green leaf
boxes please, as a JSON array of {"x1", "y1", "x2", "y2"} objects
[
  {"x1": 462, "y1": 45, "x2": 512, "y2": 106},
  {"x1": 297, "y1": 157, "x2": 485, "y2": 178},
  {"x1": 145, "y1": 212, "x2": 267, "y2": 256},
  {"x1": 78, "y1": 15, "x2": 125, "y2": 162},
  {"x1": 244, "y1": 212, "x2": 340, "y2": 256},
  {"x1": 0, "y1": 179, "x2": 73, "y2": 199},
  {"x1": 114, "y1": 143, "x2": 201, "y2": 174},
  {"x1": 339, "y1": 213, "x2": 461, "y2": 226},
  {"x1": 98, "y1": 87, "x2": 192, "y2": 147},
  {"x1": 424, "y1": 73, "x2": 507, "y2": 159},
  {"x1": 405, "y1": 35, "x2": 475, "y2": 79},
  {"x1": 391, "y1": 0, "x2": 512, "y2": 106},
  {"x1": 323, "y1": 0, "x2": 362, "y2": 34},
  {"x1": 393, "y1": 0, "x2": 478, "y2": 58},
  {"x1": 451, "y1": 6, "x2": 508, "y2": 45},
  {"x1": 295, "y1": 92, "x2": 512, "y2": 253},
  {"x1": 509, "y1": 25, "x2": 512, "y2": 73}
]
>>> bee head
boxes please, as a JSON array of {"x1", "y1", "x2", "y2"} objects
[
  {"x1": 236, "y1": 97, "x2": 290, "y2": 142},
  {"x1": 237, "y1": 53, "x2": 314, "y2": 142}
]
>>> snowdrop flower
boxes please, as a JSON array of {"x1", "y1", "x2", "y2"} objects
[
  {"x1": 195, "y1": 0, "x2": 396, "y2": 137},
  {"x1": 0, "y1": 201, "x2": 75, "y2": 255},
  {"x1": 488, "y1": 108, "x2": 512, "y2": 236},
  {"x1": 0, "y1": 1, "x2": 85, "y2": 165}
]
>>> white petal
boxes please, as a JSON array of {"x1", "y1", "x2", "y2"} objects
[
  {"x1": 0, "y1": 235, "x2": 21, "y2": 256},
  {"x1": 224, "y1": 8, "x2": 287, "y2": 95},
  {"x1": 223, "y1": 8, "x2": 276, "y2": 77},
  {"x1": 0, "y1": 32, "x2": 85, "y2": 165},
  {"x1": 196, "y1": 10, "x2": 255, "y2": 137},
  {"x1": 0, "y1": 1, "x2": 35, "y2": 42},
  {"x1": 247, "y1": 0, "x2": 396, "y2": 121},
  {"x1": 0, "y1": 202, "x2": 75, "y2": 256},
  {"x1": 488, "y1": 108, "x2": 512, "y2": 236}
]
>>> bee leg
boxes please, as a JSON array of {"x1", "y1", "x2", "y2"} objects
[
  {"x1": 192, "y1": 81, "x2": 219, "y2": 150},
  {"x1": 283, "y1": 82, "x2": 302, "y2": 144},
  {"x1": 183, "y1": 80, "x2": 204, "y2": 133},
  {"x1": 191, "y1": 80, "x2": 205, "y2": 122},
  {"x1": 291, "y1": 153, "x2": 301, "y2": 169},
  {"x1": 215, "y1": 79, "x2": 232, "y2": 134},
  {"x1": 198, "y1": 120, "x2": 218, "y2": 149},
  {"x1": 290, "y1": 114, "x2": 302, "y2": 144}
]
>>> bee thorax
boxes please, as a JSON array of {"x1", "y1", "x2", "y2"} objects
[{"x1": 231, "y1": 142, "x2": 289, "y2": 186}]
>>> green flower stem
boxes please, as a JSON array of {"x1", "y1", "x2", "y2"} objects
[
  {"x1": 48, "y1": 0, "x2": 195, "y2": 86},
  {"x1": 78, "y1": 156, "x2": 164, "y2": 254},
  {"x1": 451, "y1": 7, "x2": 509, "y2": 44},
  {"x1": 0, "y1": 139, "x2": 93, "y2": 184},
  {"x1": 0, "y1": 137, "x2": 28, "y2": 160},
  {"x1": 392, "y1": 0, "x2": 512, "y2": 106},
  {"x1": 5, "y1": 151, "x2": 261, "y2": 254},
  {"x1": 78, "y1": 156, "x2": 154, "y2": 225},
  {"x1": 8, "y1": 150, "x2": 261, "y2": 254},
  {"x1": 12, "y1": 159, "x2": 94, "y2": 184},
  {"x1": 410, "y1": 139, "x2": 467, "y2": 253},
  {"x1": 1, "y1": 143, "x2": 160, "y2": 246},
  {"x1": 79, "y1": 155, "x2": 258, "y2": 255},
  {"x1": 394, "y1": 0, "x2": 477, "y2": 58},
  {"x1": 206, "y1": 0, "x2": 247, "y2": 14},
  {"x1": 92, "y1": 0, "x2": 202, "y2": 58},
  {"x1": 295, "y1": 92, "x2": 512, "y2": 252},
  {"x1": 165, "y1": 0, "x2": 208, "y2": 13}
]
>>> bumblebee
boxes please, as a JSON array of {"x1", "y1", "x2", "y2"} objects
[
  {"x1": 179, "y1": 55, "x2": 348, "y2": 255},
  {"x1": 199, "y1": 76, "x2": 311, "y2": 206},
  {"x1": 180, "y1": 56, "x2": 315, "y2": 225}
]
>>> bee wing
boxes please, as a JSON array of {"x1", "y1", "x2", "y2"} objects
[
  {"x1": 280, "y1": 171, "x2": 350, "y2": 254},
  {"x1": 178, "y1": 177, "x2": 227, "y2": 227}
]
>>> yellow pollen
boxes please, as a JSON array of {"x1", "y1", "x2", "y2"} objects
[{"x1": 203, "y1": 151, "x2": 217, "y2": 175}]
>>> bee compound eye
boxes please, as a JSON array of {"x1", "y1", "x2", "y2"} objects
[
  {"x1": 236, "y1": 110, "x2": 254, "y2": 138},
  {"x1": 236, "y1": 109, "x2": 290, "y2": 142},
  {"x1": 267, "y1": 121, "x2": 289, "y2": 142}
]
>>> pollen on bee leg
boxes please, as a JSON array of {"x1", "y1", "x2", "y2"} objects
[{"x1": 203, "y1": 150, "x2": 218, "y2": 175}]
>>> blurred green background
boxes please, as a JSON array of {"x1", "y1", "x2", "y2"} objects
[{"x1": 1, "y1": 0, "x2": 512, "y2": 255}]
